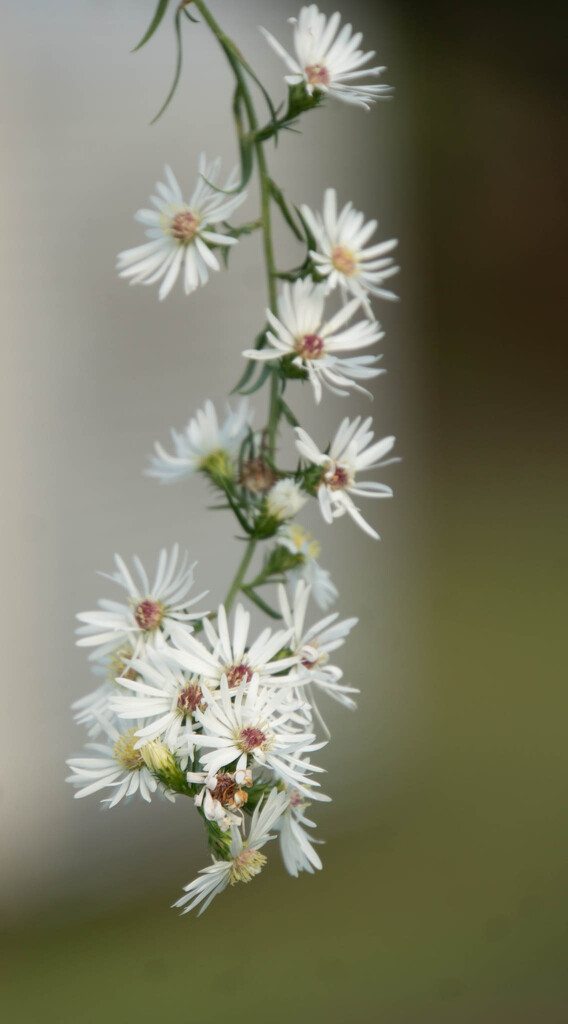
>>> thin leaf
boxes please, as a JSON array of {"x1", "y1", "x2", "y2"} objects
[
  {"x1": 132, "y1": 0, "x2": 171, "y2": 52},
  {"x1": 239, "y1": 361, "x2": 273, "y2": 396},
  {"x1": 270, "y1": 181, "x2": 304, "y2": 241},
  {"x1": 231, "y1": 331, "x2": 267, "y2": 394},
  {"x1": 182, "y1": 7, "x2": 198, "y2": 23},
  {"x1": 279, "y1": 398, "x2": 299, "y2": 427},
  {"x1": 150, "y1": 9, "x2": 184, "y2": 125},
  {"x1": 242, "y1": 587, "x2": 282, "y2": 620}
]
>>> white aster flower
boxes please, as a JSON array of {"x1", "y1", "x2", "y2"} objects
[
  {"x1": 243, "y1": 279, "x2": 384, "y2": 403},
  {"x1": 277, "y1": 523, "x2": 338, "y2": 610},
  {"x1": 168, "y1": 601, "x2": 298, "y2": 691},
  {"x1": 266, "y1": 478, "x2": 307, "y2": 521},
  {"x1": 66, "y1": 718, "x2": 164, "y2": 808},
  {"x1": 301, "y1": 188, "x2": 399, "y2": 313},
  {"x1": 76, "y1": 545, "x2": 208, "y2": 661},
  {"x1": 117, "y1": 157, "x2": 247, "y2": 300},
  {"x1": 260, "y1": 5, "x2": 391, "y2": 110},
  {"x1": 295, "y1": 417, "x2": 397, "y2": 540},
  {"x1": 279, "y1": 581, "x2": 359, "y2": 714},
  {"x1": 147, "y1": 398, "x2": 253, "y2": 485},
  {"x1": 110, "y1": 645, "x2": 202, "y2": 760},
  {"x1": 186, "y1": 767, "x2": 253, "y2": 831},
  {"x1": 173, "y1": 788, "x2": 289, "y2": 915},
  {"x1": 278, "y1": 788, "x2": 324, "y2": 877},
  {"x1": 194, "y1": 676, "x2": 324, "y2": 795}
]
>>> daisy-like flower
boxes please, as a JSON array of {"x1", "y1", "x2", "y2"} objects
[
  {"x1": 279, "y1": 582, "x2": 359, "y2": 726},
  {"x1": 278, "y1": 787, "x2": 324, "y2": 877},
  {"x1": 168, "y1": 601, "x2": 298, "y2": 692},
  {"x1": 117, "y1": 157, "x2": 247, "y2": 300},
  {"x1": 76, "y1": 546, "x2": 208, "y2": 662},
  {"x1": 277, "y1": 523, "x2": 338, "y2": 610},
  {"x1": 194, "y1": 676, "x2": 325, "y2": 795},
  {"x1": 260, "y1": 5, "x2": 391, "y2": 110},
  {"x1": 147, "y1": 398, "x2": 253, "y2": 486},
  {"x1": 186, "y1": 767, "x2": 253, "y2": 831},
  {"x1": 66, "y1": 717, "x2": 165, "y2": 808},
  {"x1": 173, "y1": 788, "x2": 289, "y2": 915},
  {"x1": 243, "y1": 279, "x2": 384, "y2": 403},
  {"x1": 296, "y1": 417, "x2": 397, "y2": 540},
  {"x1": 109, "y1": 646, "x2": 202, "y2": 761},
  {"x1": 301, "y1": 188, "x2": 399, "y2": 313}
]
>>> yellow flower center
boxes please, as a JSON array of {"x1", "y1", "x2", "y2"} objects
[
  {"x1": 331, "y1": 245, "x2": 357, "y2": 277},
  {"x1": 114, "y1": 730, "x2": 144, "y2": 772},
  {"x1": 229, "y1": 849, "x2": 267, "y2": 885}
]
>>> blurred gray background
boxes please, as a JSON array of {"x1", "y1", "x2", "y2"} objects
[{"x1": 1, "y1": 1, "x2": 566, "y2": 1022}]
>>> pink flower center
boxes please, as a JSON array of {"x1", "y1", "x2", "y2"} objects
[
  {"x1": 238, "y1": 726, "x2": 266, "y2": 753},
  {"x1": 305, "y1": 63, "x2": 331, "y2": 87},
  {"x1": 322, "y1": 461, "x2": 351, "y2": 491},
  {"x1": 134, "y1": 599, "x2": 163, "y2": 631},
  {"x1": 170, "y1": 210, "x2": 200, "y2": 244},
  {"x1": 331, "y1": 245, "x2": 357, "y2": 277},
  {"x1": 225, "y1": 664, "x2": 253, "y2": 690},
  {"x1": 295, "y1": 333, "x2": 324, "y2": 360},
  {"x1": 177, "y1": 683, "x2": 203, "y2": 717}
]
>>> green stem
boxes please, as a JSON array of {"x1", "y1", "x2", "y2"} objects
[
  {"x1": 224, "y1": 536, "x2": 257, "y2": 613},
  {"x1": 193, "y1": 0, "x2": 282, "y2": 456}
]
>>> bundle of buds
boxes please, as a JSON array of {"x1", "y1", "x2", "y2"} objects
[{"x1": 67, "y1": 2, "x2": 399, "y2": 915}]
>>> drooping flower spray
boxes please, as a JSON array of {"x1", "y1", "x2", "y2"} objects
[{"x1": 67, "y1": 1, "x2": 399, "y2": 915}]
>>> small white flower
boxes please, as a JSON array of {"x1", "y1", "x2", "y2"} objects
[
  {"x1": 110, "y1": 646, "x2": 202, "y2": 760},
  {"x1": 301, "y1": 188, "x2": 399, "y2": 313},
  {"x1": 168, "y1": 601, "x2": 298, "y2": 691},
  {"x1": 260, "y1": 5, "x2": 391, "y2": 110},
  {"x1": 76, "y1": 546, "x2": 208, "y2": 661},
  {"x1": 243, "y1": 279, "x2": 384, "y2": 402},
  {"x1": 279, "y1": 582, "x2": 359, "y2": 713},
  {"x1": 277, "y1": 523, "x2": 338, "y2": 610},
  {"x1": 186, "y1": 767, "x2": 253, "y2": 831},
  {"x1": 117, "y1": 157, "x2": 247, "y2": 300},
  {"x1": 266, "y1": 478, "x2": 307, "y2": 521},
  {"x1": 295, "y1": 417, "x2": 397, "y2": 540},
  {"x1": 147, "y1": 398, "x2": 253, "y2": 485},
  {"x1": 173, "y1": 788, "x2": 289, "y2": 915},
  {"x1": 194, "y1": 676, "x2": 325, "y2": 795},
  {"x1": 66, "y1": 718, "x2": 163, "y2": 808},
  {"x1": 278, "y1": 788, "x2": 324, "y2": 877}
]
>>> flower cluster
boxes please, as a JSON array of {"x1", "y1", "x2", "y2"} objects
[{"x1": 68, "y1": 3, "x2": 399, "y2": 916}]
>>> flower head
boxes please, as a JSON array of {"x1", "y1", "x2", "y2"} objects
[
  {"x1": 301, "y1": 189, "x2": 399, "y2": 314},
  {"x1": 173, "y1": 789, "x2": 289, "y2": 915},
  {"x1": 75, "y1": 546, "x2": 207, "y2": 661},
  {"x1": 296, "y1": 417, "x2": 397, "y2": 539},
  {"x1": 277, "y1": 523, "x2": 338, "y2": 610},
  {"x1": 66, "y1": 718, "x2": 166, "y2": 808},
  {"x1": 243, "y1": 279, "x2": 384, "y2": 402},
  {"x1": 168, "y1": 601, "x2": 298, "y2": 691},
  {"x1": 117, "y1": 157, "x2": 247, "y2": 300},
  {"x1": 279, "y1": 581, "x2": 359, "y2": 713},
  {"x1": 260, "y1": 5, "x2": 392, "y2": 110},
  {"x1": 147, "y1": 398, "x2": 253, "y2": 485}
]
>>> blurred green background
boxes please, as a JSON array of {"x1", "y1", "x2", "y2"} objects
[{"x1": 1, "y1": 1, "x2": 566, "y2": 1021}]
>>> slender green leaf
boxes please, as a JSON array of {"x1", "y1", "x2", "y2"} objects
[
  {"x1": 132, "y1": 0, "x2": 171, "y2": 52},
  {"x1": 182, "y1": 7, "x2": 198, "y2": 23},
  {"x1": 270, "y1": 181, "x2": 304, "y2": 241},
  {"x1": 240, "y1": 361, "x2": 273, "y2": 396},
  {"x1": 150, "y1": 10, "x2": 184, "y2": 124},
  {"x1": 242, "y1": 586, "x2": 282, "y2": 620},
  {"x1": 279, "y1": 398, "x2": 299, "y2": 427},
  {"x1": 231, "y1": 332, "x2": 267, "y2": 394}
]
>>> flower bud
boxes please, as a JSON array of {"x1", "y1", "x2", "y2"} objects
[{"x1": 266, "y1": 479, "x2": 307, "y2": 522}]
